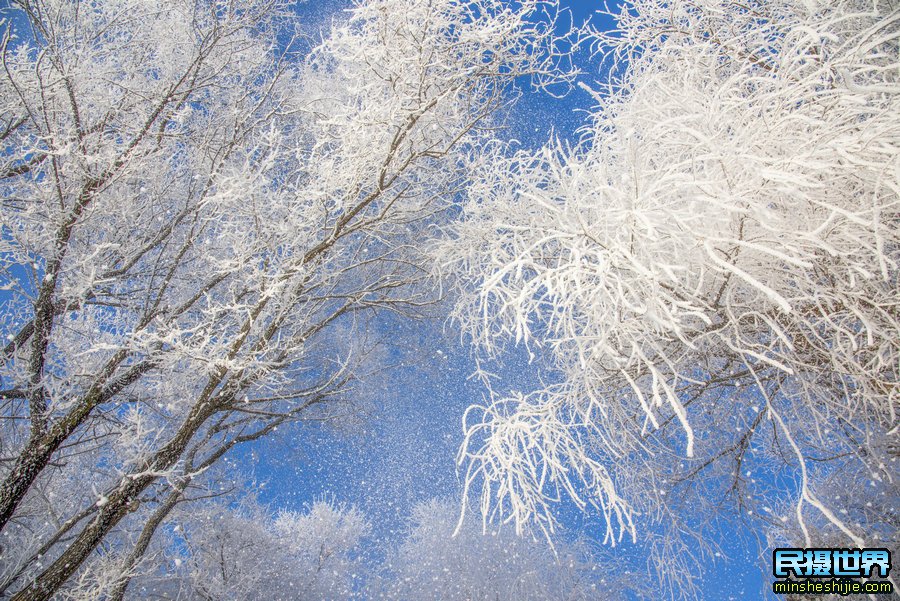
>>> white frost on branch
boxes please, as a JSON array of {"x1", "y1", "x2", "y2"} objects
[{"x1": 442, "y1": 0, "x2": 900, "y2": 561}]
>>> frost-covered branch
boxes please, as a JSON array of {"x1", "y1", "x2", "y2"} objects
[{"x1": 443, "y1": 0, "x2": 899, "y2": 588}]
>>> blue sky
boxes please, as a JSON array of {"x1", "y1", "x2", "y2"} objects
[{"x1": 235, "y1": 1, "x2": 780, "y2": 598}]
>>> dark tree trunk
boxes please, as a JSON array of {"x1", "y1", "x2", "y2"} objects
[
  {"x1": 10, "y1": 401, "x2": 216, "y2": 601},
  {"x1": 106, "y1": 487, "x2": 183, "y2": 601},
  {"x1": 0, "y1": 358, "x2": 151, "y2": 534}
]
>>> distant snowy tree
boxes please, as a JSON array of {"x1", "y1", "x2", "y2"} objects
[
  {"x1": 0, "y1": 0, "x2": 579, "y2": 598},
  {"x1": 372, "y1": 499, "x2": 617, "y2": 601},
  {"x1": 146, "y1": 500, "x2": 369, "y2": 601},
  {"x1": 442, "y1": 0, "x2": 899, "y2": 592}
]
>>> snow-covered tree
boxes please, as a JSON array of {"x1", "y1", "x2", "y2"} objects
[
  {"x1": 372, "y1": 498, "x2": 615, "y2": 601},
  {"x1": 442, "y1": 0, "x2": 898, "y2": 589},
  {"x1": 0, "y1": 0, "x2": 578, "y2": 598},
  {"x1": 143, "y1": 499, "x2": 369, "y2": 601}
]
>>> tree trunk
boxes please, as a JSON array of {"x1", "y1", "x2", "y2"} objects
[
  {"x1": 10, "y1": 401, "x2": 216, "y2": 601},
  {"x1": 107, "y1": 488, "x2": 182, "y2": 601},
  {"x1": 0, "y1": 358, "x2": 150, "y2": 533},
  {"x1": 0, "y1": 426, "x2": 74, "y2": 532}
]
